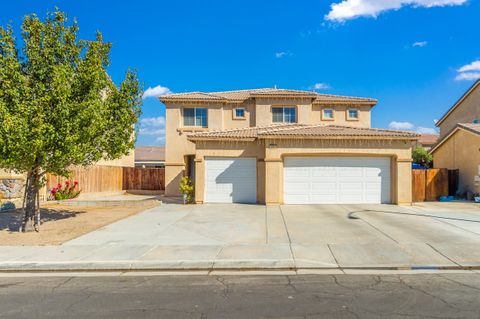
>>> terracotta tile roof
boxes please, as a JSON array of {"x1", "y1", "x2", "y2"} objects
[
  {"x1": 188, "y1": 124, "x2": 419, "y2": 141},
  {"x1": 458, "y1": 123, "x2": 480, "y2": 135},
  {"x1": 430, "y1": 122, "x2": 480, "y2": 154},
  {"x1": 135, "y1": 146, "x2": 165, "y2": 161},
  {"x1": 160, "y1": 88, "x2": 376, "y2": 105},
  {"x1": 418, "y1": 134, "x2": 439, "y2": 145}
]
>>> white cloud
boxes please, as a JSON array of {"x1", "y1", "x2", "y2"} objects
[
  {"x1": 388, "y1": 121, "x2": 415, "y2": 130},
  {"x1": 309, "y1": 83, "x2": 330, "y2": 90},
  {"x1": 142, "y1": 85, "x2": 172, "y2": 99},
  {"x1": 455, "y1": 72, "x2": 480, "y2": 81},
  {"x1": 140, "y1": 116, "x2": 165, "y2": 127},
  {"x1": 458, "y1": 60, "x2": 480, "y2": 72},
  {"x1": 138, "y1": 116, "x2": 166, "y2": 144},
  {"x1": 325, "y1": 0, "x2": 468, "y2": 22},
  {"x1": 412, "y1": 41, "x2": 428, "y2": 47},
  {"x1": 455, "y1": 60, "x2": 480, "y2": 81},
  {"x1": 275, "y1": 51, "x2": 293, "y2": 58},
  {"x1": 389, "y1": 121, "x2": 438, "y2": 134},
  {"x1": 138, "y1": 128, "x2": 165, "y2": 136},
  {"x1": 416, "y1": 127, "x2": 438, "y2": 134}
]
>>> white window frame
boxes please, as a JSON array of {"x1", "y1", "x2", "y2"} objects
[
  {"x1": 272, "y1": 106, "x2": 297, "y2": 123},
  {"x1": 347, "y1": 108, "x2": 359, "y2": 121},
  {"x1": 183, "y1": 107, "x2": 208, "y2": 127},
  {"x1": 322, "y1": 108, "x2": 334, "y2": 121},
  {"x1": 233, "y1": 107, "x2": 246, "y2": 120}
]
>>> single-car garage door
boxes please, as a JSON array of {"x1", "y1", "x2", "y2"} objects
[
  {"x1": 284, "y1": 157, "x2": 391, "y2": 204},
  {"x1": 205, "y1": 157, "x2": 257, "y2": 203}
]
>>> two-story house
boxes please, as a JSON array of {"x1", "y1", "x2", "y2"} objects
[
  {"x1": 160, "y1": 88, "x2": 418, "y2": 205},
  {"x1": 431, "y1": 80, "x2": 480, "y2": 195}
]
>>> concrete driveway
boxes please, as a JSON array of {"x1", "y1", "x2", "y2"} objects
[{"x1": 47, "y1": 202, "x2": 480, "y2": 270}]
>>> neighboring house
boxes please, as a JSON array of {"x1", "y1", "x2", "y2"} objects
[
  {"x1": 160, "y1": 88, "x2": 418, "y2": 205},
  {"x1": 431, "y1": 80, "x2": 480, "y2": 195},
  {"x1": 415, "y1": 134, "x2": 439, "y2": 151},
  {"x1": 95, "y1": 152, "x2": 135, "y2": 168},
  {"x1": 135, "y1": 146, "x2": 165, "y2": 168}
]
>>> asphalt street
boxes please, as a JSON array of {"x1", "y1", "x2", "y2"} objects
[{"x1": 1, "y1": 272, "x2": 480, "y2": 318}]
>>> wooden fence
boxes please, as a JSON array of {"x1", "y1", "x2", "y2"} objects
[
  {"x1": 122, "y1": 167, "x2": 165, "y2": 191},
  {"x1": 47, "y1": 166, "x2": 165, "y2": 195},
  {"x1": 412, "y1": 168, "x2": 450, "y2": 202},
  {"x1": 47, "y1": 165, "x2": 123, "y2": 194}
]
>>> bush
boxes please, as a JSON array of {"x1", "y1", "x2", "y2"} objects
[
  {"x1": 412, "y1": 146, "x2": 433, "y2": 167},
  {"x1": 179, "y1": 176, "x2": 194, "y2": 204},
  {"x1": 50, "y1": 181, "x2": 81, "y2": 200}
]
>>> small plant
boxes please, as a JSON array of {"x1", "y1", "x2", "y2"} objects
[
  {"x1": 50, "y1": 181, "x2": 81, "y2": 200},
  {"x1": 179, "y1": 176, "x2": 194, "y2": 204}
]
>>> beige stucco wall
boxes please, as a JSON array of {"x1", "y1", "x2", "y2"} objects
[
  {"x1": 311, "y1": 104, "x2": 371, "y2": 127},
  {"x1": 164, "y1": 98, "x2": 375, "y2": 196},
  {"x1": 164, "y1": 102, "x2": 225, "y2": 196},
  {"x1": 223, "y1": 101, "x2": 256, "y2": 128},
  {"x1": 438, "y1": 86, "x2": 480, "y2": 138},
  {"x1": 191, "y1": 138, "x2": 413, "y2": 205},
  {"x1": 254, "y1": 98, "x2": 315, "y2": 126},
  {"x1": 433, "y1": 129, "x2": 480, "y2": 194}
]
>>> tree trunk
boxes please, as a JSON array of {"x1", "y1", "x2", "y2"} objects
[{"x1": 22, "y1": 169, "x2": 40, "y2": 232}]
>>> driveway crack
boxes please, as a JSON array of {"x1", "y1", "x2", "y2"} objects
[
  {"x1": 279, "y1": 205, "x2": 296, "y2": 270},
  {"x1": 425, "y1": 243, "x2": 464, "y2": 268}
]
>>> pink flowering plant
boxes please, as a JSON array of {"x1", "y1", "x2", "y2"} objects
[{"x1": 50, "y1": 181, "x2": 81, "y2": 200}]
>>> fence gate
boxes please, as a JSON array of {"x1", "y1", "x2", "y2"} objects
[
  {"x1": 412, "y1": 168, "x2": 452, "y2": 202},
  {"x1": 122, "y1": 167, "x2": 165, "y2": 191}
]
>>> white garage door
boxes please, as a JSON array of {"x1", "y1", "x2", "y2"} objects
[
  {"x1": 205, "y1": 157, "x2": 257, "y2": 203},
  {"x1": 284, "y1": 157, "x2": 391, "y2": 204}
]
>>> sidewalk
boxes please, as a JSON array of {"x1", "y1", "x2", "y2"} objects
[{"x1": 1, "y1": 203, "x2": 480, "y2": 272}]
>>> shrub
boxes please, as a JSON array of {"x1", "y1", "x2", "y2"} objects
[
  {"x1": 50, "y1": 181, "x2": 81, "y2": 200},
  {"x1": 412, "y1": 146, "x2": 433, "y2": 168},
  {"x1": 179, "y1": 176, "x2": 194, "y2": 204}
]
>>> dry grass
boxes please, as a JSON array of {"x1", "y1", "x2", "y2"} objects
[{"x1": 0, "y1": 202, "x2": 158, "y2": 246}]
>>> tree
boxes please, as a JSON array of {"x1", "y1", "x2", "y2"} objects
[
  {"x1": 0, "y1": 10, "x2": 142, "y2": 231},
  {"x1": 412, "y1": 146, "x2": 433, "y2": 168}
]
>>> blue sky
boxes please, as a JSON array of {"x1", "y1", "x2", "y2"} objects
[{"x1": 2, "y1": 0, "x2": 479, "y2": 146}]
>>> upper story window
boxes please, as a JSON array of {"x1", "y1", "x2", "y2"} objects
[
  {"x1": 183, "y1": 108, "x2": 208, "y2": 127},
  {"x1": 272, "y1": 107, "x2": 296, "y2": 123},
  {"x1": 347, "y1": 109, "x2": 359, "y2": 120},
  {"x1": 233, "y1": 107, "x2": 246, "y2": 119},
  {"x1": 322, "y1": 108, "x2": 334, "y2": 120}
]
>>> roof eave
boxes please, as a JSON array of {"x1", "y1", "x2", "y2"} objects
[
  {"x1": 430, "y1": 124, "x2": 480, "y2": 154},
  {"x1": 258, "y1": 135, "x2": 419, "y2": 141},
  {"x1": 159, "y1": 97, "x2": 227, "y2": 104},
  {"x1": 188, "y1": 137, "x2": 257, "y2": 142}
]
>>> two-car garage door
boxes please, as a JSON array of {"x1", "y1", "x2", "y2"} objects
[{"x1": 284, "y1": 157, "x2": 391, "y2": 204}]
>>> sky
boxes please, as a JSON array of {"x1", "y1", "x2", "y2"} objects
[{"x1": 1, "y1": 0, "x2": 479, "y2": 146}]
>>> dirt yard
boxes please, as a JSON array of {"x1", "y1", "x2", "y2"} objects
[{"x1": 0, "y1": 202, "x2": 158, "y2": 246}]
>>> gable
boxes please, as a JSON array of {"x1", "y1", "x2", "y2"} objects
[
  {"x1": 436, "y1": 80, "x2": 480, "y2": 128},
  {"x1": 431, "y1": 124, "x2": 480, "y2": 154}
]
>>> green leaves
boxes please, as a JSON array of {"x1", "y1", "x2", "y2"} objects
[
  {"x1": 412, "y1": 146, "x2": 433, "y2": 168},
  {"x1": 0, "y1": 9, "x2": 142, "y2": 177}
]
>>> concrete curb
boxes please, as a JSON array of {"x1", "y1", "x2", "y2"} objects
[{"x1": 1, "y1": 261, "x2": 479, "y2": 273}]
